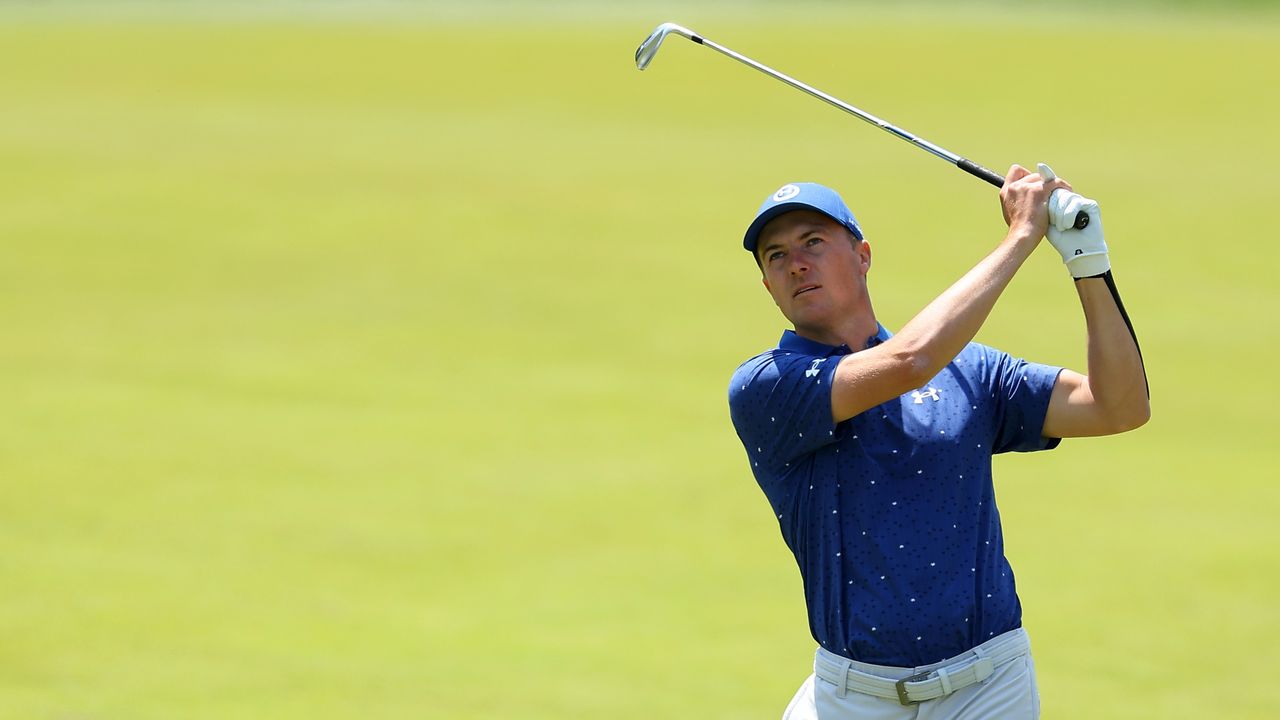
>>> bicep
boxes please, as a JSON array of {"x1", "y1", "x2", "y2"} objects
[{"x1": 1042, "y1": 368, "x2": 1117, "y2": 438}]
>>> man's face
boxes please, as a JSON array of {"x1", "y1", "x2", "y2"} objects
[{"x1": 757, "y1": 210, "x2": 871, "y2": 333}]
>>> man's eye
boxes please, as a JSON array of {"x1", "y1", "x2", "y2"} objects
[
  {"x1": 768, "y1": 251, "x2": 784, "y2": 262},
  {"x1": 806, "y1": 236, "x2": 823, "y2": 246}
]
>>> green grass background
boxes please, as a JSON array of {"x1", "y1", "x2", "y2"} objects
[{"x1": 2, "y1": 1, "x2": 1277, "y2": 718}]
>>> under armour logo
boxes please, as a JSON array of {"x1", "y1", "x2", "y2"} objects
[
  {"x1": 805, "y1": 359, "x2": 825, "y2": 378},
  {"x1": 912, "y1": 387, "x2": 941, "y2": 404}
]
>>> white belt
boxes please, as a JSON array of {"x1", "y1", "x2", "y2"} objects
[{"x1": 814, "y1": 629, "x2": 1030, "y2": 706}]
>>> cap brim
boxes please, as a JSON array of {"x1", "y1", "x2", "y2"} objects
[{"x1": 743, "y1": 201, "x2": 841, "y2": 253}]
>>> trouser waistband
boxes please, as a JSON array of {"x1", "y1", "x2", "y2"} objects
[{"x1": 814, "y1": 628, "x2": 1031, "y2": 706}]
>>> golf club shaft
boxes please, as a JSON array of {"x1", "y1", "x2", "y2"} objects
[
  {"x1": 662, "y1": 28, "x2": 1086, "y2": 228},
  {"x1": 692, "y1": 35, "x2": 1009, "y2": 188}
]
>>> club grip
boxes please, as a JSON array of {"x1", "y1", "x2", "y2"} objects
[
  {"x1": 956, "y1": 158, "x2": 1006, "y2": 188},
  {"x1": 958, "y1": 158, "x2": 1090, "y2": 229}
]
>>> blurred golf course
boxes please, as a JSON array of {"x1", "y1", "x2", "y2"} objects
[{"x1": 2, "y1": 1, "x2": 1278, "y2": 718}]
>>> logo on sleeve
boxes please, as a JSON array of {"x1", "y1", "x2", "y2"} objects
[
  {"x1": 912, "y1": 386, "x2": 941, "y2": 403},
  {"x1": 805, "y1": 359, "x2": 826, "y2": 378}
]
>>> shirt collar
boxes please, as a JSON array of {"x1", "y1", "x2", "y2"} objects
[{"x1": 778, "y1": 323, "x2": 892, "y2": 356}]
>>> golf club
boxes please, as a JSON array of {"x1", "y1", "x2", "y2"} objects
[
  {"x1": 635, "y1": 21, "x2": 1144, "y2": 394},
  {"x1": 634, "y1": 22, "x2": 1089, "y2": 230}
]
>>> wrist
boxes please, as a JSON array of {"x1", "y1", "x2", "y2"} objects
[
  {"x1": 1066, "y1": 250, "x2": 1110, "y2": 279},
  {"x1": 1073, "y1": 272, "x2": 1109, "y2": 282},
  {"x1": 1002, "y1": 226, "x2": 1043, "y2": 252}
]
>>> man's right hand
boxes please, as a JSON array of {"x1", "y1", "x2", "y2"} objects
[{"x1": 998, "y1": 164, "x2": 1071, "y2": 242}]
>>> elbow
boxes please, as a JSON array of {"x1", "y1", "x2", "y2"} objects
[
  {"x1": 890, "y1": 345, "x2": 935, "y2": 393},
  {"x1": 1128, "y1": 399, "x2": 1152, "y2": 431},
  {"x1": 1109, "y1": 398, "x2": 1151, "y2": 434}
]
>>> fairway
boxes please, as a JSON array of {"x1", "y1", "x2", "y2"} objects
[{"x1": 2, "y1": 2, "x2": 1278, "y2": 718}]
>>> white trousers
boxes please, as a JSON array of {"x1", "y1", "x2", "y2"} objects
[{"x1": 782, "y1": 629, "x2": 1040, "y2": 720}]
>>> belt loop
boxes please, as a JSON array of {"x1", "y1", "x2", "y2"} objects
[
  {"x1": 836, "y1": 658, "x2": 852, "y2": 698},
  {"x1": 937, "y1": 666, "x2": 954, "y2": 696},
  {"x1": 971, "y1": 646, "x2": 994, "y2": 683}
]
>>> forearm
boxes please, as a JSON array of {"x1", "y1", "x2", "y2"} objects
[
  {"x1": 1076, "y1": 276, "x2": 1150, "y2": 426},
  {"x1": 830, "y1": 165, "x2": 1065, "y2": 423},
  {"x1": 888, "y1": 230, "x2": 1040, "y2": 382}
]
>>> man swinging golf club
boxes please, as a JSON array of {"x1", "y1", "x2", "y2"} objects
[{"x1": 728, "y1": 165, "x2": 1149, "y2": 719}]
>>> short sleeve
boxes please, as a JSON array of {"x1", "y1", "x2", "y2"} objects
[
  {"x1": 986, "y1": 349, "x2": 1063, "y2": 454},
  {"x1": 729, "y1": 352, "x2": 839, "y2": 472}
]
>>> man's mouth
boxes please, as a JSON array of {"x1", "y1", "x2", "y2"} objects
[{"x1": 793, "y1": 284, "x2": 821, "y2": 298}]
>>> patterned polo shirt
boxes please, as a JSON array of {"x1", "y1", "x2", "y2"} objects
[{"x1": 728, "y1": 325, "x2": 1062, "y2": 667}]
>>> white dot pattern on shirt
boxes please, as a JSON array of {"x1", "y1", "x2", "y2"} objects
[{"x1": 727, "y1": 337, "x2": 1061, "y2": 666}]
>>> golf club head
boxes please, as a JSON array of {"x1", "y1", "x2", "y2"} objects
[{"x1": 635, "y1": 22, "x2": 699, "y2": 70}]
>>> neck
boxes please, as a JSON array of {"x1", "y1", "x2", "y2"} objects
[{"x1": 793, "y1": 303, "x2": 879, "y2": 349}]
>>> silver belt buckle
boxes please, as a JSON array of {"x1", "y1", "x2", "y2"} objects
[{"x1": 895, "y1": 670, "x2": 932, "y2": 706}]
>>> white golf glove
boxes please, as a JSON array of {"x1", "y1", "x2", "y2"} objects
[{"x1": 1038, "y1": 163, "x2": 1109, "y2": 278}]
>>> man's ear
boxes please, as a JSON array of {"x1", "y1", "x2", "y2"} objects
[
  {"x1": 858, "y1": 239, "x2": 872, "y2": 274},
  {"x1": 761, "y1": 275, "x2": 771, "y2": 292}
]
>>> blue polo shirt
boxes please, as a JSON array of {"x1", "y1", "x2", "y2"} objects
[{"x1": 728, "y1": 326, "x2": 1062, "y2": 667}]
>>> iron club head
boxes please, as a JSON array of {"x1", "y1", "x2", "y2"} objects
[{"x1": 634, "y1": 22, "x2": 699, "y2": 70}]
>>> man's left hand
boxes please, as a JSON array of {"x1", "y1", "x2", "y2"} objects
[{"x1": 1038, "y1": 163, "x2": 1110, "y2": 279}]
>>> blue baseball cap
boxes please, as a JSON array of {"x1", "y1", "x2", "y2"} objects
[{"x1": 742, "y1": 182, "x2": 863, "y2": 253}]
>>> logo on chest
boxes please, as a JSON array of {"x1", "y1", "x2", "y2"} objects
[
  {"x1": 911, "y1": 386, "x2": 941, "y2": 404},
  {"x1": 805, "y1": 359, "x2": 826, "y2": 378}
]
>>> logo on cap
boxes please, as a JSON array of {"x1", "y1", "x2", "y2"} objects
[{"x1": 772, "y1": 184, "x2": 800, "y2": 202}]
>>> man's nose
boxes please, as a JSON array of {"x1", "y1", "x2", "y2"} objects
[{"x1": 788, "y1": 253, "x2": 810, "y2": 275}]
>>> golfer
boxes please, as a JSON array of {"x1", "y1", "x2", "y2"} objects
[{"x1": 728, "y1": 165, "x2": 1148, "y2": 719}]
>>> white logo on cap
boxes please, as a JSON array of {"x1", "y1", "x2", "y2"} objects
[{"x1": 772, "y1": 184, "x2": 801, "y2": 202}]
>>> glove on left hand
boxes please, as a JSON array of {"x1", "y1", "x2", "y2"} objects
[{"x1": 1038, "y1": 163, "x2": 1110, "y2": 279}]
